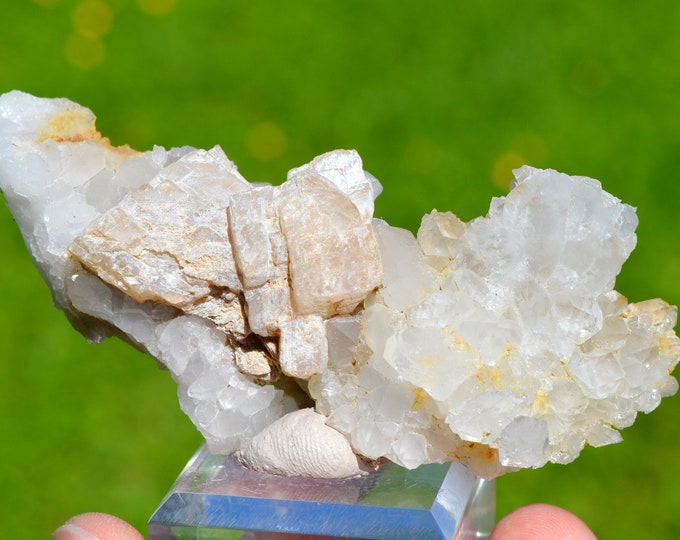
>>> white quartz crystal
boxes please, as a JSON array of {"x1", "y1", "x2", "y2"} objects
[
  {"x1": 1, "y1": 90, "x2": 678, "y2": 479},
  {"x1": 309, "y1": 168, "x2": 679, "y2": 476}
]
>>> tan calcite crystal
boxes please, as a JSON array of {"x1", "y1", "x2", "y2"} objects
[
  {"x1": 280, "y1": 174, "x2": 382, "y2": 317},
  {"x1": 70, "y1": 147, "x2": 249, "y2": 331},
  {"x1": 279, "y1": 315, "x2": 328, "y2": 379},
  {"x1": 69, "y1": 142, "x2": 383, "y2": 384},
  {"x1": 228, "y1": 185, "x2": 293, "y2": 336}
]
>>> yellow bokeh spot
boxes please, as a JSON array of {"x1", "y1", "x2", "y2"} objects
[
  {"x1": 403, "y1": 136, "x2": 443, "y2": 174},
  {"x1": 137, "y1": 0, "x2": 177, "y2": 16},
  {"x1": 510, "y1": 132, "x2": 548, "y2": 165},
  {"x1": 64, "y1": 33, "x2": 105, "y2": 70},
  {"x1": 121, "y1": 110, "x2": 157, "y2": 148},
  {"x1": 491, "y1": 151, "x2": 527, "y2": 190},
  {"x1": 246, "y1": 121, "x2": 288, "y2": 162},
  {"x1": 73, "y1": 0, "x2": 114, "y2": 38}
]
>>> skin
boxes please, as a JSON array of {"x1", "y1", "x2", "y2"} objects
[
  {"x1": 490, "y1": 504, "x2": 597, "y2": 540},
  {"x1": 52, "y1": 504, "x2": 597, "y2": 539},
  {"x1": 52, "y1": 514, "x2": 144, "y2": 540}
]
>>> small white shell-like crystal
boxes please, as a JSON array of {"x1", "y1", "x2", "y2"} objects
[{"x1": 235, "y1": 408, "x2": 364, "y2": 479}]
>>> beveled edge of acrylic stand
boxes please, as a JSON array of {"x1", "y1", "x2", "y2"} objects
[{"x1": 149, "y1": 444, "x2": 495, "y2": 539}]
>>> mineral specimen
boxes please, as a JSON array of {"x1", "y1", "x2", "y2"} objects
[{"x1": 1, "y1": 90, "x2": 678, "y2": 479}]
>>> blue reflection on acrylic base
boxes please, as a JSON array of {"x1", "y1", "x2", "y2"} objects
[{"x1": 149, "y1": 445, "x2": 495, "y2": 539}]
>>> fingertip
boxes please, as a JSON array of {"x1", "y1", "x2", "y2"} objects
[
  {"x1": 52, "y1": 512, "x2": 144, "y2": 540},
  {"x1": 491, "y1": 503, "x2": 597, "y2": 540}
]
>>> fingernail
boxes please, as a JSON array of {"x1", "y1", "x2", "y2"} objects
[{"x1": 52, "y1": 523, "x2": 100, "y2": 540}]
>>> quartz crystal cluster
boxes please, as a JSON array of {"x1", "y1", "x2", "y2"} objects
[{"x1": 1, "y1": 90, "x2": 678, "y2": 479}]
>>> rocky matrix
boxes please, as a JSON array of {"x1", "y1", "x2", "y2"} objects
[{"x1": 1, "y1": 91, "x2": 678, "y2": 479}]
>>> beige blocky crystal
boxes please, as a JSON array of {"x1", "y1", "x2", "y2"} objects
[
  {"x1": 1, "y1": 90, "x2": 678, "y2": 480},
  {"x1": 70, "y1": 147, "x2": 247, "y2": 315},
  {"x1": 279, "y1": 315, "x2": 328, "y2": 379},
  {"x1": 280, "y1": 173, "x2": 382, "y2": 317}
]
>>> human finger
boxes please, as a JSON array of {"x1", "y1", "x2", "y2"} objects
[
  {"x1": 52, "y1": 512, "x2": 144, "y2": 540},
  {"x1": 490, "y1": 503, "x2": 597, "y2": 540}
]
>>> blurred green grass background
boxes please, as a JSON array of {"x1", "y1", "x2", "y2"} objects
[{"x1": 1, "y1": 1, "x2": 679, "y2": 538}]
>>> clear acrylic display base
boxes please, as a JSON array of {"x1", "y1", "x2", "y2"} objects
[{"x1": 148, "y1": 444, "x2": 495, "y2": 539}]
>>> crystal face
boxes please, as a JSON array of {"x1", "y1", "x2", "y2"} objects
[{"x1": 1, "y1": 90, "x2": 678, "y2": 479}]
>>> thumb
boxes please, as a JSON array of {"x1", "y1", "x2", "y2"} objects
[
  {"x1": 52, "y1": 513, "x2": 144, "y2": 540},
  {"x1": 491, "y1": 503, "x2": 597, "y2": 540}
]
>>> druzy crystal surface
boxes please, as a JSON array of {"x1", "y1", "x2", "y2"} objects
[{"x1": 1, "y1": 90, "x2": 678, "y2": 479}]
